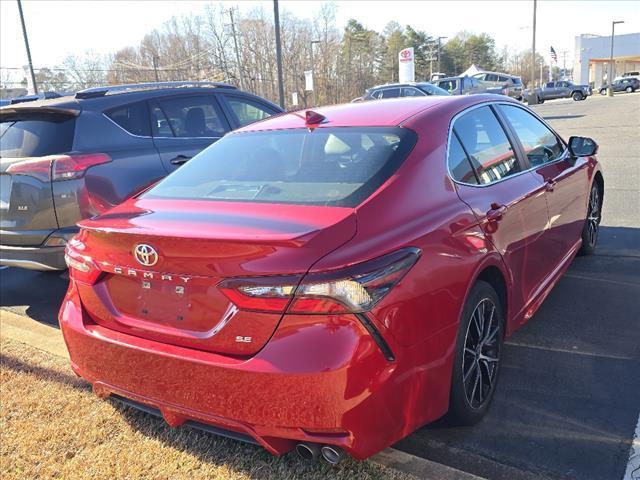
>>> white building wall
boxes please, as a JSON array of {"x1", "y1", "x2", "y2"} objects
[{"x1": 574, "y1": 32, "x2": 640, "y2": 87}]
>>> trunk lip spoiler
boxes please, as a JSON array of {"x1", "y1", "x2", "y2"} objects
[{"x1": 0, "y1": 106, "x2": 80, "y2": 121}]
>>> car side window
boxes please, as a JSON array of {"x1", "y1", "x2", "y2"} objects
[
  {"x1": 105, "y1": 102, "x2": 151, "y2": 137},
  {"x1": 499, "y1": 105, "x2": 565, "y2": 167},
  {"x1": 546, "y1": 82, "x2": 554, "y2": 88},
  {"x1": 151, "y1": 95, "x2": 228, "y2": 138},
  {"x1": 224, "y1": 96, "x2": 278, "y2": 127},
  {"x1": 402, "y1": 87, "x2": 425, "y2": 97},
  {"x1": 447, "y1": 133, "x2": 479, "y2": 184},
  {"x1": 380, "y1": 88, "x2": 400, "y2": 98},
  {"x1": 454, "y1": 106, "x2": 520, "y2": 185}
]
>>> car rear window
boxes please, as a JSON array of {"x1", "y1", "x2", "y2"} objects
[
  {"x1": 144, "y1": 127, "x2": 417, "y2": 207},
  {"x1": 0, "y1": 117, "x2": 75, "y2": 158}
]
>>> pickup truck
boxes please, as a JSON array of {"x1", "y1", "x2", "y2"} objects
[{"x1": 528, "y1": 81, "x2": 592, "y2": 103}]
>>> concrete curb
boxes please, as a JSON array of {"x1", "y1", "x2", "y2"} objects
[
  {"x1": 372, "y1": 448, "x2": 485, "y2": 480},
  {"x1": 1, "y1": 309, "x2": 68, "y2": 358},
  {"x1": 0, "y1": 308, "x2": 484, "y2": 480}
]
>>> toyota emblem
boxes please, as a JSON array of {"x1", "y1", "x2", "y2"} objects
[{"x1": 134, "y1": 244, "x2": 159, "y2": 267}]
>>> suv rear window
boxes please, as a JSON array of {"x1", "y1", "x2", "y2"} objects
[
  {"x1": 0, "y1": 118, "x2": 75, "y2": 158},
  {"x1": 144, "y1": 127, "x2": 417, "y2": 207}
]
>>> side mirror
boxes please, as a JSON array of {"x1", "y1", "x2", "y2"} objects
[{"x1": 568, "y1": 136, "x2": 598, "y2": 157}]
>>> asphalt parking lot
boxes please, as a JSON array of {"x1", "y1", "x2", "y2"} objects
[{"x1": 1, "y1": 93, "x2": 639, "y2": 480}]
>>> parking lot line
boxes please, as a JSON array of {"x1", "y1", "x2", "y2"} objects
[
  {"x1": 624, "y1": 414, "x2": 640, "y2": 480},
  {"x1": 563, "y1": 273, "x2": 640, "y2": 288},
  {"x1": 504, "y1": 341, "x2": 634, "y2": 360}
]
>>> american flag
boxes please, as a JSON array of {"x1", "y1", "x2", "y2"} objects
[{"x1": 550, "y1": 46, "x2": 558, "y2": 62}]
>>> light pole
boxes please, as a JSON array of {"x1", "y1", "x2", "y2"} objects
[
  {"x1": 608, "y1": 20, "x2": 624, "y2": 97},
  {"x1": 17, "y1": 0, "x2": 37, "y2": 94},
  {"x1": 529, "y1": 0, "x2": 538, "y2": 104},
  {"x1": 309, "y1": 39, "x2": 320, "y2": 106},
  {"x1": 436, "y1": 36, "x2": 447, "y2": 74},
  {"x1": 273, "y1": 0, "x2": 285, "y2": 109}
]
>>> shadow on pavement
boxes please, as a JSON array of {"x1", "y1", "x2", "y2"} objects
[{"x1": 0, "y1": 268, "x2": 68, "y2": 327}]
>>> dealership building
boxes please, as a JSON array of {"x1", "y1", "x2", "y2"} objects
[{"x1": 573, "y1": 32, "x2": 640, "y2": 88}]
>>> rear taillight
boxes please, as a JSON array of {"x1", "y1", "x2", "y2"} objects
[
  {"x1": 218, "y1": 248, "x2": 421, "y2": 314},
  {"x1": 6, "y1": 153, "x2": 111, "y2": 182},
  {"x1": 65, "y1": 238, "x2": 101, "y2": 285},
  {"x1": 52, "y1": 153, "x2": 111, "y2": 180}
]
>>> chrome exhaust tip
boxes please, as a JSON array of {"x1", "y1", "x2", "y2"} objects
[
  {"x1": 320, "y1": 445, "x2": 345, "y2": 465},
  {"x1": 295, "y1": 442, "x2": 320, "y2": 461}
]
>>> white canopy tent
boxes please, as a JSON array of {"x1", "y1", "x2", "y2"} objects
[{"x1": 461, "y1": 64, "x2": 484, "y2": 77}]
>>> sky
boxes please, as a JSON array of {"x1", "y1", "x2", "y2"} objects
[{"x1": 1, "y1": 0, "x2": 639, "y2": 80}]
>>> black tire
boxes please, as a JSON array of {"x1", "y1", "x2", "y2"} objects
[
  {"x1": 537, "y1": 97, "x2": 544, "y2": 104},
  {"x1": 600, "y1": 89, "x2": 607, "y2": 95},
  {"x1": 448, "y1": 281, "x2": 504, "y2": 425},
  {"x1": 625, "y1": 86, "x2": 633, "y2": 93},
  {"x1": 579, "y1": 182, "x2": 602, "y2": 256},
  {"x1": 572, "y1": 91, "x2": 583, "y2": 101}
]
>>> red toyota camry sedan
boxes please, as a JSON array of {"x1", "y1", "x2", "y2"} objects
[{"x1": 59, "y1": 95, "x2": 603, "y2": 464}]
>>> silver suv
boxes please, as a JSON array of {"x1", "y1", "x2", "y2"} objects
[{"x1": 472, "y1": 72, "x2": 523, "y2": 100}]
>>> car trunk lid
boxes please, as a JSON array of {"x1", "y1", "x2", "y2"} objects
[{"x1": 73, "y1": 198, "x2": 357, "y2": 355}]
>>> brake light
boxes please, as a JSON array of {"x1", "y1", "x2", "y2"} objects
[
  {"x1": 218, "y1": 248, "x2": 421, "y2": 314},
  {"x1": 6, "y1": 153, "x2": 111, "y2": 182},
  {"x1": 65, "y1": 238, "x2": 101, "y2": 285},
  {"x1": 52, "y1": 153, "x2": 111, "y2": 180}
]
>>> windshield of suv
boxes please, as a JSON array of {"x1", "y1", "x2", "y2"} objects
[{"x1": 144, "y1": 127, "x2": 417, "y2": 207}]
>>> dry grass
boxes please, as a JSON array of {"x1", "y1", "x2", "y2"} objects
[{"x1": 0, "y1": 337, "x2": 415, "y2": 480}]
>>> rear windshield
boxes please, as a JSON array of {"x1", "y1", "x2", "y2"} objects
[
  {"x1": 144, "y1": 127, "x2": 417, "y2": 207},
  {"x1": 0, "y1": 118, "x2": 75, "y2": 158}
]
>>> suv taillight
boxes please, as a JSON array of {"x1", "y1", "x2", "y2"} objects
[
  {"x1": 6, "y1": 153, "x2": 111, "y2": 182},
  {"x1": 218, "y1": 248, "x2": 421, "y2": 314}
]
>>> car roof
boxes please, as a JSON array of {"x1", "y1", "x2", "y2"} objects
[
  {"x1": 236, "y1": 95, "x2": 510, "y2": 132},
  {"x1": 0, "y1": 86, "x2": 281, "y2": 113}
]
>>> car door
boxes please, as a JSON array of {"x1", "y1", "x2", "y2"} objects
[
  {"x1": 498, "y1": 103, "x2": 589, "y2": 266},
  {"x1": 150, "y1": 94, "x2": 231, "y2": 173},
  {"x1": 451, "y1": 105, "x2": 551, "y2": 317},
  {"x1": 218, "y1": 94, "x2": 279, "y2": 128}
]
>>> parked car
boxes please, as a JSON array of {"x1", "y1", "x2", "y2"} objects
[
  {"x1": 527, "y1": 80, "x2": 591, "y2": 103},
  {"x1": 599, "y1": 77, "x2": 640, "y2": 94},
  {"x1": 472, "y1": 71, "x2": 524, "y2": 100},
  {"x1": 0, "y1": 81, "x2": 282, "y2": 271},
  {"x1": 356, "y1": 82, "x2": 450, "y2": 101},
  {"x1": 436, "y1": 75, "x2": 487, "y2": 95},
  {"x1": 614, "y1": 71, "x2": 640, "y2": 82},
  {"x1": 60, "y1": 95, "x2": 603, "y2": 464}
]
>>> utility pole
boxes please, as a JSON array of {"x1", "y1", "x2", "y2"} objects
[
  {"x1": 529, "y1": 0, "x2": 538, "y2": 104},
  {"x1": 608, "y1": 20, "x2": 624, "y2": 97},
  {"x1": 152, "y1": 55, "x2": 160, "y2": 82},
  {"x1": 17, "y1": 0, "x2": 37, "y2": 94},
  {"x1": 559, "y1": 50, "x2": 569, "y2": 79},
  {"x1": 273, "y1": 0, "x2": 285, "y2": 109},
  {"x1": 227, "y1": 8, "x2": 245, "y2": 90}
]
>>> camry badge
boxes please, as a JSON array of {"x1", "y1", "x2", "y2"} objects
[{"x1": 133, "y1": 244, "x2": 159, "y2": 267}]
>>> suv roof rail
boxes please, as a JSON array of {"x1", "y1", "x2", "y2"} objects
[{"x1": 75, "y1": 81, "x2": 237, "y2": 99}]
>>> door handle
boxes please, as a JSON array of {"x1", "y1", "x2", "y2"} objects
[
  {"x1": 545, "y1": 179, "x2": 557, "y2": 192},
  {"x1": 170, "y1": 155, "x2": 192, "y2": 165},
  {"x1": 487, "y1": 203, "x2": 507, "y2": 222}
]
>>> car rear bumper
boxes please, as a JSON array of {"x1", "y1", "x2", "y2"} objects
[
  {"x1": 59, "y1": 282, "x2": 414, "y2": 459},
  {"x1": 0, "y1": 244, "x2": 66, "y2": 270}
]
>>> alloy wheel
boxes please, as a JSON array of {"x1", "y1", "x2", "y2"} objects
[
  {"x1": 462, "y1": 298, "x2": 501, "y2": 409},
  {"x1": 587, "y1": 186, "x2": 601, "y2": 247}
]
